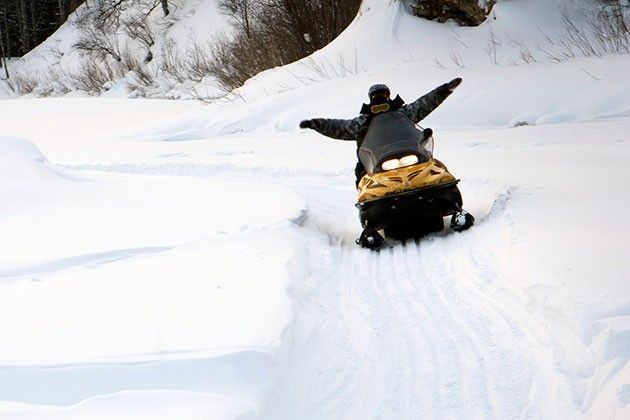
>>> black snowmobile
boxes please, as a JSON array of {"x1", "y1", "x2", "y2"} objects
[{"x1": 355, "y1": 111, "x2": 474, "y2": 249}]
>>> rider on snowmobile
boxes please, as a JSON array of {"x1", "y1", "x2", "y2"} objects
[{"x1": 299, "y1": 78, "x2": 463, "y2": 185}]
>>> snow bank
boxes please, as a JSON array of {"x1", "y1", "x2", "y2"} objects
[
  {"x1": 0, "y1": 136, "x2": 79, "y2": 186},
  {"x1": 0, "y1": 135, "x2": 305, "y2": 264},
  {"x1": 0, "y1": 131, "x2": 306, "y2": 418},
  {"x1": 0, "y1": 390, "x2": 253, "y2": 420}
]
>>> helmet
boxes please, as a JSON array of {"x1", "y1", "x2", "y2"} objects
[{"x1": 368, "y1": 84, "x2": 390, "y2": 99}]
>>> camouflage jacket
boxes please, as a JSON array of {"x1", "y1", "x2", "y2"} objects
[{"x1": 308, "y1": 83, "x2": 454, "y2": 146}]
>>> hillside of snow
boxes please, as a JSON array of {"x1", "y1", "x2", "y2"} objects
[
  {"x1": 1, "y1": 0, "x2": 232, "y2": 98},
  {"x1": 1, "y1": 0, "x2": 630, "y2": 419}
]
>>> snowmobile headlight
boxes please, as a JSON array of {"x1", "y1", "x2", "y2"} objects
[
  {"x1": 400, "y1": 154, "x2": 419, "y2": 166},
  {"x1": 381, "y1": 159, "x2": 401, "y2": 171},
  {"x1": 381, "y1": 155, "x2": 419, "y2": 171}
]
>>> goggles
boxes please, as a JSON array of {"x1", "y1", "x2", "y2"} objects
[{"x1": 370, "y1": 103, "x2": 391, "y2": 114}]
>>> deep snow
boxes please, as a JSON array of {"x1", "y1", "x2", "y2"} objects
[{"x1": 1, "y1": 0, "x2": 630, "y2": 419}]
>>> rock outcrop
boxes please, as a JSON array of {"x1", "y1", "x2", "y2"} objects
[{"x1": 409, "y1": 0, "x2": 496, "y2": 26}]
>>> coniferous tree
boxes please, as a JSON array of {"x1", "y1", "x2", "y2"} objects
[
  {"x1": 0, "y1": 25, "x2": 8, "y2": 78},
  {"x1": 0, "y1": 0, "x2": 84, "y2": 58}
]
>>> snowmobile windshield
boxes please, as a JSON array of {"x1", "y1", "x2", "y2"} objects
[{"x1": 358, "y1": 112, "x2": 433, "y2": 174}]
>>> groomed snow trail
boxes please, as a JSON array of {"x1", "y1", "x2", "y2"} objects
[{"x1": 256, "y1": 185, "x2": 590, "y2": 419}]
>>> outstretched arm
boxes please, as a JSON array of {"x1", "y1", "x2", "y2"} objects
[
  {"x1": 300, "y1": 115, "x2": 366, "y2": 141},
  {"x1": 400, "y1": 78, "x2": 462, "y2": 124}
]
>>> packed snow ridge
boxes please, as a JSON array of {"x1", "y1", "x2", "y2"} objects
[{"x1": 1, "y1": 0, "x2": 630, "y2": 419}]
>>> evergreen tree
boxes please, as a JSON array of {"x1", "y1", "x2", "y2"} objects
[{"x1": 0, "y1": 0, "x2": 83, "y2": 58}]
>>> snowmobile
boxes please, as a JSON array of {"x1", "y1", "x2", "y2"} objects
[{"x1": 355, "y1": 111, "x2": 474, "y2": 249}]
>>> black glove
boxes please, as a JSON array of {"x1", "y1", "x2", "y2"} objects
[
  {"x1": 299, "y1": 120, "x2": 312, "y2": 129},
  {"x1": 446, "y1": 77, "x2": 462, "y2": 91}
]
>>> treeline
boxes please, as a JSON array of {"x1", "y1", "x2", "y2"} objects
[{"x1": 0, "y1": 0, "x2": 83, "y2": 58}]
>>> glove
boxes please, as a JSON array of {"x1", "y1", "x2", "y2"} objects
[
  {"x1": 446, "y1": 77, "x2": 462, "y2": 91},
  {"x1": 299, "y1": 120, "x2": 312, "y2": 129}
]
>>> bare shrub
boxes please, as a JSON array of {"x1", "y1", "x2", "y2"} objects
[
  {"x1": 119, "y1": 50, "x2": 152, "y2": 83},
  {"x1": 48, "y1": 46, "x2": 66, "y2": 63},
  {"x1": 74, "y1": 0, "x2": 160, "y2": 64},
  {"x1": 503, "y1": 34, "x2": 539, "y2": 64},
  {"x1": 69, "y1": 0, "x2": 171, "y2": 94},
  {"x1": 133, "y1": 65, "x2": 154, "y2": 89},
  {"x1": 35, "y1": 67, "x2": 72, "y2": 96},
  {"x1": 123, "y1": 16, "x2": 155, "y2": 62},
  {"x1": 518, "y1": 45, "x2": 538, "y2": 64},
  {"x1": 11, "y1": 73, "x2": 38, "y2": 94},
  {"x1": 74, "y1": 25, "x2": 123, "y2": 62},
  {"x1": 210, "y1": 0, "x2": 361, "y2": 92},
  {"x1": 126, "y1": 62, "x2": 155, "y2": 92},
  {"x1": 117, "y1": 52, "x2": 134, "y2": 73},
  {"x1": 73, "y1": 1, "x2": 126, "y2": 61},
  {"x1": 89, "y1": 0, "x2": 133, "y2": 27},
  {"x1": 540, "y1": 4, "x2": 630, "y2": 62},
  {"x1": 449, "y1": 49, "x2": 465, "y2": 67},
  {"x1": 70, "y1": 61, "x2": 122, "y2": 93},
  {"x1": 587, "y1": 3, "x2": 630, "y2": 54},
  {"x1": 156, "y1": 38, "x2": 215, "y2": 89},
  {"x1": 7, "y1": 65, "x2": 75, "y2": 97},
  {"x1": 284, "y1": 53, "x2": 359, "y2": 87},
  {"x1": 434, "y1": 56, "x2": 447, "y2": 69},
  {"x1": 183, "y1": 40, "x2": 214, "y2": 82},
  {"x1": 160, "y1": 40, "x2": 186, "y2": 83},
  {"x1": 206, "y1": 30, "x2": 269, "y2": 91},
  {"x1": 468, "y1": 3, "x2": 630, "y2": 67},
  {"x1": 304, "y1": 53, "x2": 358, "y2": 78},
  {"x1": 485, "y1": 26, "x2": 501, "y2": 64}
]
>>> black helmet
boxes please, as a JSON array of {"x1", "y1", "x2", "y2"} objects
[{"x1": 368, "y1": 84, "x2": 390, "y2": 99}]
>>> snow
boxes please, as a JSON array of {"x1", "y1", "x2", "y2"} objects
[
  {"x1": 2, "y1": 0, "x2": 630, "y2": 419},
  {"x1": 2, "y1": 0, "x2": 233, "y2": 98},
  {"x1": 0, "y1": 391, "x2": 253, "y2": 420},
  {"x1": 0, "y1": 126, "x2": 304, "y2": 418}
]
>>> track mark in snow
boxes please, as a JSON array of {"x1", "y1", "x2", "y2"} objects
[
  {"x1": 618, "y1": 384, "x2": 630, "y2": 406},
  {"x1": 412, "y1": 242, "x2": 498, "y2": 418},
  {"x1": 61, "y1": 162, "x2": 346, "y2": 182},
  {"x1": 385, "y1": 245, "x2": 442, "y2": 419},
  {"x1": 260, "y1": 181, "x2": 596, "y2": 419},
  {"x1": 0, "y1": 247, "x2": 172, "y2": 279}
]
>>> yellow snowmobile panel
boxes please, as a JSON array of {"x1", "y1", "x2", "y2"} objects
[{"x1": 357, "y1": 158, "x2": 457, "y2": 203}]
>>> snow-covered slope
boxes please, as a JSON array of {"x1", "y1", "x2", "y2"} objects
[
  {"x1": 127, "y1": 0, "x2": 630, "y2": 136},
  {"x1": 1, "y1": 0, "x2": 630, "y2": 419},
  {"x1": 2, "y1": 0, "x2": 232, "y2": 98}
]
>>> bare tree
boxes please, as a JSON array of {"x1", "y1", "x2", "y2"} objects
[
  {"x1": 211, "y1": 0, "x2": 361, "y2": 91},
  {"x1": 217, "y1": 0, "x2": 256, "y2": 37},
  {"x1": 0, "y1": 0, "x2": 11, "y2": 75},
  {"x1": 57, "y1": 0, "x2": 65, "y2": 24},
  {"x1": 0, "y1": 25, "x2": 9, "y2": 79}
]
